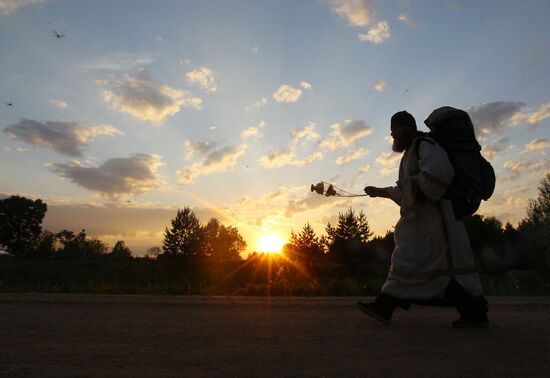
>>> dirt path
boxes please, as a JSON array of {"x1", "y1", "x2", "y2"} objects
[{"x1": 1, "y1": 294, "x2": 549, "y2": 377}]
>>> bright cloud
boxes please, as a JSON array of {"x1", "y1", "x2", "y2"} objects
[
  {"x1": 49, "y1": 154, "x2": 164, "y2": 196},
  {"x1": 0, "y1": 0, "x2": 45, "y2": 14},
  {"x1": 511, "y1": 102, "x2": 550, "y2": 126},
  {"x1": 300, "y1": 81, "x2": 312, "y2": 90},
  {"x1": 259, "y1": 148, "x2": 322, "y2": 169},
  {"x1": 241, "y1": 120, "x2": 266, "y2": 140},
  {"x1": 273, "y1": 84, "x2": 302, "y2": 103},
  {"x1": 184, "y1": 139, "x2": 217, "y2": 160},
  {"x1": 176, "y1": 145, "x2": 247, "y2": 184},
  {"x1": 398, "y1": 13, "x2": 419, "y2": 27},
  {"x1": 359, "y1": 164, "x2": 370, "y2": 174},
  {"x1": 376, "y1": 151, "x2": 402, "y2": 176},
  {"x1": 4, "y1": 119, "x2": 122, "y2": 157},
  {"x1": 372, "y1": 80, "x2": 386, "y2": 92},
  {"x1": 319, "y1": 120, "x2": 373, "y2": 151},
  {"x1": 49, "y1": 99, "x2": 68, "y2": 109},
  {"x1": 335, "y1": 148, "x2": 368, "y2": 165},
  {"x1": 245, "y1": 97, "x2": 268, "y2": 111},
  {"x1": 504, "y1": 158, "x2": 550, "y2": 173},
  {"x1": 481, "y1": 137, "x2": 510, "y2": 161},
  {"x1": 101, "y1": 72, "x2": 201, "y2": 125},
  {"x1": 330, "y1": 0, "x2": 373, "y2": 27},
  {"x1": 525, "y1": 138, "x2": 550, "y2": 152},
  {"x1": 185, "y1": 67, "x2": 217, "y2": 92},
  {"x1": 290, "y1": 122, "x2": 320, "y2": 145},
  {"x1": 358, "y1": 21, "x2": 390, "y2": 44}
]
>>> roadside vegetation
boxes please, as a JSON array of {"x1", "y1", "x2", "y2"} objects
[{"x1": 1, "y1": 173, "x2": 549, "y2": 296}]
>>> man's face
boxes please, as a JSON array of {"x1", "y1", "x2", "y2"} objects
[{"x1": 391, "y1": 124, "x2": 414, "y2": 152}]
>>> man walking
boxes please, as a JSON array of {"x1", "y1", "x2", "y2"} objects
[{"x1": 358, "y1": 111, "x2": 489, "y2": 328}]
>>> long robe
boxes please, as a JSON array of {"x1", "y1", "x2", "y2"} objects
[{"x1": 381, "y1": 136, "x2": 484, "y2": 299}]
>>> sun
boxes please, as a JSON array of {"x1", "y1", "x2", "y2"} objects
[{"x1": 257, "y1": 234, "x2": 284, "y2": 254}]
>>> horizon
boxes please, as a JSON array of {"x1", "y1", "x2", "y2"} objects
[{"x1": 1, "y1": 0, "x2": 549, "y2": 256}]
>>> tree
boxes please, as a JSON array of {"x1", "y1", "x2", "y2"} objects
[
  {"x1": 324, "y1": 208, "x2": 373, "y2": 264},
  {"x1": 162, "y1": 207, "x2": 203, "y2": 256},
  {"x1": 202, "y1": 218, "x2": 246, "y2": 260},
  {"x1": 519, "y1": 173, "x2": 550, "y2": 271},
  {"x1": 110, "y1": 240, "x2": 132, "y2": 259},
  {"x1": 0, "y1": 195, "x2": 47, "y2": 256},
  {"x1": 145, "y1": 246, "x2": 161, "y2": 260},
  {"x1": 289, "y1": 222, "x2": 324, "y2": 264},
  {"x1": 56, "y1": 229, "x2": 108, "y2": 258}
]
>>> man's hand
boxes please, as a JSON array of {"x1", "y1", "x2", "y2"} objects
[{"x1": 364, "y1": 186, "x2": 384, "y2": 198}]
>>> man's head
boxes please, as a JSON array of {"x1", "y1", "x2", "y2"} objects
[{"x1": 390, "y1": 111, "x2": 417, "y2": 152}]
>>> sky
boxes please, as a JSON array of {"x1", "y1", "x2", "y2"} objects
[{"x1": 1, "y1": 0, "x2": 549, "y2": 256}]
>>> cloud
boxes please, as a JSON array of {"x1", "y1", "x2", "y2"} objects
[
  {"x1": 319, "y1": 120, "x2": 373, "y2": 151},
  {"x1": 290, "y1": 122, "x2": 320, "y2": 145},
  {"x1": 372, "y1": 80, "x2": 386, "y2": 92},
  {"x1": 481, "y1": 138, "x2": 510, "y2": 161},
  {"x1": 258, "y1": 148, "x2": 322, "y2": 169},
  {"x1": 49, "y1": 154, "x2": 164, "y2": 196},
  {"x1": 185, "y1": 67, "x2": 217, "y2": 93},
  {"x1": 176, "y1": 145, "x2": 247, "y2": 184},
  {"x1": 359, "y1": 164, "x2": 370, "y2": 174},
  {"x1": 245, "y1": 97, "x2": 268, "y2": 111},
  {"x1": 300, "y1": 81, "x2": 312, "y2": 90},
  {"x1": 4, "y1": 119, "x2": 122, "y2": 157},
  {"x1": 525, "y1": 138, "x2": 550, "y2": 152},
  {"x1": 76, "y1": 52, "x2": 157, "y2": 72},
  {"x1": 511, "y1": 102, "x2": 550, "y2": 126},
  {"x1": 273, "y1": 84, "x2": 302, "y2": 103},
  {"x1": 468, "y1": 102, "x2": 526, "y2": 135},
  {"x1": 49, "y1": 99, "x2": 68, "y2": 109},
  {"x1": 330, "y1": 0, "x2": 373, "y2": 27},
  {"x1": 398, "y1": 13, "x2": 419, "y2": 28},
  {"x1": 358, "y1": 21, "x2": 390, "y2": 44},
  {"x1": 503, "y1": 158, "x2": 550, "y2": 180},
  {"x1": 335, "y1": 148, "x2": 368, "y2": 166},
  {"x1": 241, "y1": 120, "x2": 266, "y2": 140},
  {"x1": 0, "y1": 0, "x2": 45, "y2": 14},
  {"x1": 101, "y1": 71, "x2": 201, "y2": 125},
  {"x1": 376, "y1": 151, "x2": 401, "y2": 176},
  {"x1": 184, "y1": 139, "x2": 217, "y2": 160}
]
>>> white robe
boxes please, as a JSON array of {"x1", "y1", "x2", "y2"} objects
[{"x1": 381, "y1": 137, "x2": 484, "y2": 299}]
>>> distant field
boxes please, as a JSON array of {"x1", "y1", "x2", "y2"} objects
[
  {"x1": 1, "y1": 258, "x2": 550, "y2": 296},
  {"x1": 1, "y1": 294, "x2": 550, "y2": 377}
]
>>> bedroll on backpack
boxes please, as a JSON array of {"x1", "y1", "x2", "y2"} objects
[{"x1": 424, "y1": 106, "x2": 496, "y2": 220}]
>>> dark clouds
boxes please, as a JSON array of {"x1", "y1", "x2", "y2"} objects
[
  {"x1": 4, "y1": 119, "x2": 122, "y2": 157},
  {"x1": 468, "y1": 102, "x2": 525, "y2": 135},
  {"x1": 50, "y1": 154, "x2": 163, "y2": 195}
]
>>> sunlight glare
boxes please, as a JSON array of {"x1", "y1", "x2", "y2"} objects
[{"x1": 257, "y1": 234, "x2": 284, "y2": 254}]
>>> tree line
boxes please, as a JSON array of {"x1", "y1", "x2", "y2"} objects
[{"x1": 1, "y1": 173, "x2": 549, "y2": 275}]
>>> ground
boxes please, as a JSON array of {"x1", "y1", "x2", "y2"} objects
[{"x1": 1, "y1": 295, "x2": 549, "y2": 377}]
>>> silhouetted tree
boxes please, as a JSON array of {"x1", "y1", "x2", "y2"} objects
[
  {"x1": 110, "y1": 240, "x2": 132, "y2": 259},
  {"x1": 202, "y1": 218, "x2": 246, "y2": 260},
  {"x1": 28, "y1": 230, "x2": 57, "y2": 258},
  {"x1": 162, "y1": 207, "x2": 203, "y2": 256},
  {"x1": 289, "y1": 222, "x2": 324, "y2": 264},
  {"x1": 56, "y1": 229, "x2": 108, "y2": 258},
  {"x1": 145, "y1": 246, "x2": 161, "y2": 259},
  {"x1": 519, "y1": 173, "x2": 550, "y2": 271},
  {"x1": 324, "y1": 208, "x2": 373, "y2": 264},
  {"x1": 0, "y1": 195, "x2": 47, "y2": 256}
]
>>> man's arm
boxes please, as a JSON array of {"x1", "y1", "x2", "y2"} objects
[{"x1": 364, "y1": 186, "x2": 402, "y2": 206}]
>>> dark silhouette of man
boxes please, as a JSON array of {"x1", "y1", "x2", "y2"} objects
[{"x1": 358, "y1": 111, "x2": 489, "y2": 328}]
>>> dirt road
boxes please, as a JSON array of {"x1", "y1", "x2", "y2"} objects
[{"x1": 1, "y1": 294, "x2": 549, "y2": 377}]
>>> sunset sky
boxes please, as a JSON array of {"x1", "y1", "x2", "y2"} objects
[{"x1": 1, "y1": 0, "x2": 549, "y2": 256}]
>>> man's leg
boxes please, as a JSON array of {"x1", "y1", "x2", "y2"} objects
[
  {"x1": 357, "y1": 293, "x2": 411, "y2": 325},
  {"x1": 446, "y1": 278, "x2": 489, "y2": 328}
]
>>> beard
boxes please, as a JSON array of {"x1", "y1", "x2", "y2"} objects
[{"x1": 392, "y1": 136, "x2": 412, "y2": 152}]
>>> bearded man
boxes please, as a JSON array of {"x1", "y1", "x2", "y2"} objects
[{"x1": 358, "y1": 111, "x2": 489, "y2": 328}]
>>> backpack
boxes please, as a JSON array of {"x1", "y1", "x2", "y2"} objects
[{"x1": 423, "y1": 106, "x2": 496, "y2": 220}]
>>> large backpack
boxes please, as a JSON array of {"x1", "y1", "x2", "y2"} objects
[{"x1": 423, "y1": 106, "x2": 496, "y2": 220}]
